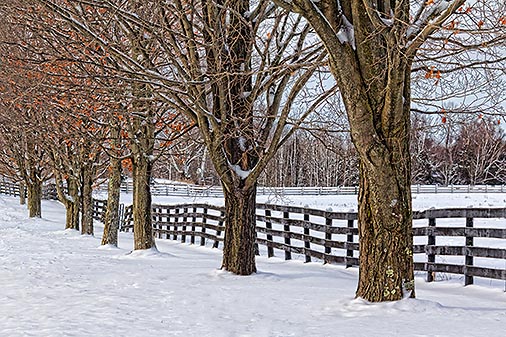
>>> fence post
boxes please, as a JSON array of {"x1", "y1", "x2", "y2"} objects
[
  {"x1": 303, "y1": 211, "x2": 311, "y2": 263},
  {"x1": 213, "y1": 210, "x2": 224, "y2": 249},
  {"x1": 265, "y1": 209, "x2": 274, "y2": 258},
  {"x1": 173, "y1": 208, "x2": 179, "y2": 241},
  {"x1": 283, "y1": 211, "x2": 291, "y2": 260},
  {"x1": 190, "y1": 207, "x2": 197, "y2": 245},
  {"x1": 427, "y1": 217, "x2": 436, "y2": 282},
  {"x1": 346, "y1": 219, "x2": 354, "y2": 268},
  {"x1": 201, "y1": 208, "x2": 207, "y2": 246},
  {"x1": 324, "y1": 216, "x2": 332, "y2": 264},
  {"x1": 154, "y1": 206, "x2": 161, "y2": 239},
  {"x1": 118, "y1": 203, "x2": 124, "y2": 231},
  {"x1": 181, "y1": 207, "x2": 188, "y2": 243},
  {"x1": 465, "y1": 217, "x2": 474, "y2": 286}
]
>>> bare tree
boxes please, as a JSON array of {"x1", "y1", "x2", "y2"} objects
[
  {"x1": 454, "y1": 118, "x2": 506, "y2": 185},
  {"x1": 33, "y1": 0, "x2": 333, "y2": 274},
  {"x1": 272, "y1": 0, "x2": 505, "y2": 301}
]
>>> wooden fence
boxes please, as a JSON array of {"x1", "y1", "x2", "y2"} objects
[
  {"x1": 2, "y1": 181, "x2": 503, "y2": 287},
  {"x1": 0, "y1": 181, "x2": 22, "y2": 197},
  {"x1": 0, "y1": 180, "x2": 59, "y2": 200},
  {"x1": 115, "y1": 202, "x2": 506, "y2": 287},
  {"x1": 114, "y1": 181, "x2": 506, "y2": 197}
]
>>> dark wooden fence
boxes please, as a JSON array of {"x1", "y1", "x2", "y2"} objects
[
  {"x1": 0, "y1": 181, "x2": 22, "y2": 197},
  {"x1": 115, "y1": 202, "x2": 506, "y2": 286},
  {"x1": 3, "y1": 180, "x2": 504, "y2": 286},
  {"x1": 0, "y1": 180, "x2": 59, "y2": 200}
]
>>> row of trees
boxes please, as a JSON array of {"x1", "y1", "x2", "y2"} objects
[{"x1": 0, "y1": 0, "x2": 504, "y2": 302}]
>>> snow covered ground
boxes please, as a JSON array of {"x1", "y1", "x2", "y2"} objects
[
  {"x1": 106, "y1": 190, "x2": 506, "y2": 212},
  {"x1": 1, "y1": 195, "x2": 505, "y2": 337}
]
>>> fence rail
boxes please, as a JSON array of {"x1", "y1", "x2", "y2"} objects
[
  {"x1": 115, "y1": 181, "x2": 506, "y2": 197},
  {"x1": 116, "y1": 201, "x2": 506, "y2": 286},
  {"x1": 2, "y1": 178, "x2": 505, "y2": 198},
  {"x1": 0, "y1": 180, "x2": 59, "y2": 200}
]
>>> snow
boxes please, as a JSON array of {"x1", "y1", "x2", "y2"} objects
[
  {"x1": 111, "y1": 191, "x2": 506, "y2": 212},
  {"x1": 1, "y1": 194, "x2": 505, "y2": 336},
  {"x1": 230, "y1": 164, "x2": 252, "y2": 179},
  {"x1": 336, "y1": 15, "x2": 356, "y2": 50},
  {"x1": 407, "y1": 0, "x2": 451, "y2": 39}
]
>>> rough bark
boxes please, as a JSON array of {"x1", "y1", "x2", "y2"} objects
[
  {"x1": 340, "y1": 59, "x2": 415, "y2": 301},
  {"x1": 27, "y1": 178, "x2": 42, "y2": 218},
  {"x1": 101, "y1": 129, "x2": 122, "y2": 246},
  {"x1": 54, "y1": 176, "x2": 80, "y2": 230},
  {"x1": 354, "y1": 113, "x2": 415, "y2": 300},
  {"x1": 80, "y1": 164, "x2": 94, "y2": 235},
  {"x1": 221, "y1": 185, "x2": 257, "y2": 275},
  {"x1": 19, "y1": 183, "x2": 26, "y2": 205},
  {"x1": 132, "y1": 154, "x2": 155, "y2": 250}
]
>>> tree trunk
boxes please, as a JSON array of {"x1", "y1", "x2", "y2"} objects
[
  {"x1": 355, "y1": 148, "x2": 414, "y2": 301},
  {"x1": 19, "y1": 183, "x2": 26, "y2": 205},
  {"x1": 221, "y1": 185, "x2": 257, "y2": 275},
  {"x1": 342, "y1": 67, "x2": 415, "y2": 302},
  {"x1": 65, "y1": 178, "x2": 80, "y2": 230},
  {"x1": 132, "y1": 155, "x2": 155, "y2": 250},
  {"x1": 27, "y1": 179, "x2": 42, "y2": 218},
  {"x1": 80, "y1": 165, "x2": 94, "y2": 235},
  {"x1": 101, "y1": 152, "x2": 122, "y2": 246}
]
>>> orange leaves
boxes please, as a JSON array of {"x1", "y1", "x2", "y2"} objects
[
  {"x1": 499, "y1": 17, "x2": 506, "y2": 25},
  {"x1": 458, "y1": 6, "x2": 473, "y2": 14},
  {"x1": 159, "y1": 141, "x2": 172, "y2": 148},
  {"x1": 444, "y1": 20, "x2": 459, "y2": 31},
  {"x1": 121, "y1": 158, "x2": 133, "y2": 172},
  {"x1": 441, "y1": 108, "x2": 447, "y2": 124},
  {"x1": 477, "y1": 20, "x2": 484, "y2": 29},
  {"x1": 424, "y1": 66, "x2": 441, "y2": 85}
]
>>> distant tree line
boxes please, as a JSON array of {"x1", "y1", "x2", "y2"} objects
[{"x1": 157, "y1": 114, "x2": 506, "y2": 187}]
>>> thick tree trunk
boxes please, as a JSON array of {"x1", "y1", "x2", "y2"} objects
[
  {"x1": 132, "y1": 156, "x2": 155, "y2": 250},
  {"x1": 27, "y1": 179, "x2": 42, "y2": 218},
  {"x1": 345, "y1": 69, "x2": 415, "y2": 302},
  {"x1": 80, "y1": 166, "x2": 94, "y2": 235},
  {"x1": 355, "y1": 147, "x2": 414, "y2": 301},
  {"x1": 101, "y1": 156, "x2": 122, "y2": 246},
  {"x1": 221, "y1": 185, "x2": 257, "y2": 275}
]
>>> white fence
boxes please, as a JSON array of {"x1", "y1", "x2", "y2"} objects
[{"x1": 117, "y1": 181, "x2": 506, "y2": 197}]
